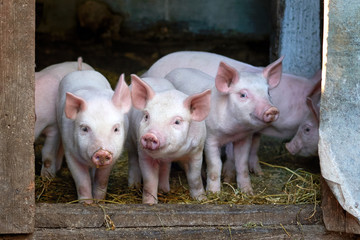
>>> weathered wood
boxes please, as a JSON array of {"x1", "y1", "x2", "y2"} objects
[
  {"x1": 32, "y1": 225, "x2": 358, "y2": 240},
  {"x1": 35, "y1": 203, "x2": 322, "y2": 228},
  {"x1": 1, "y1": 204, "x2": 355, "y2": 239},
  {"x1": 0, "y1": 0, "x2": 36, "y2": 234},
  {"x1": 322, "y1": 178, "x2": 360, "y2": 234},
  {"x1": 1, "y1": 225, "x2": 354, "y2": 240}
]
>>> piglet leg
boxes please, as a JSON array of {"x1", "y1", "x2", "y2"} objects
[
  {"x1": 223, "y1": 143, "x2": 236, "y2": 183},
  {"x1": 233, "y1": 136, "x2": 253, "y2": 195},
  {"x1": 92, "y1": 166, "x2": 113, "y2": 201},
  {"x1": 248, "y1": 133, "x2": 263, "y2": 176},
  {"x1": 205, "y1": 138, "x2": 222, "y2": 193},
  {"x1": 128, "y1": 145, "x2": 142, "y2": 189},
  {"x1": 158, "y1": 162, "x2": 171, "y2": 193},
  {"x1": 66, "y1": 154, "x2": 93, "y2": 203},
  {"x1": 139, "y1": 154, "x2": 159, "y2": 204},
  {"x1": 184, "y1": 152, "x2": 206, "y2": 201},
  {"x1": 40, "y1": 126, "x2": 62, "y2": 178}
]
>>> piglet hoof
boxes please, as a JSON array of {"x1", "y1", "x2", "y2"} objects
[
  {"x1": 240, "y1": 185, "x2": 254, "y2": 195},
  {"x1": 128, "y1": 181, "x2": 142, "y2": 190},
  {"x1": 249, "y1": 165, "x2": 264, "y2": 176},
  {"x1": 143, "y1": 198, "x2": 158, "y2": 205},
  {"x1": 41, "y1": 160, "x2": 56, "y2": 179},
  {"x1": 194, "y1": 193, "x2": 207, "y2": 202},
  {"x1": 223, "y1": 174, "x2": 236, "y2": 184},
  {"x1": 206, "y1": 179, "x2": 221, "y2": 193},
  {"x1": 142, "y1": 191, "x2": 158, "y2": 205},
  {"x1": 158, "y1": 184, "x2": 170, "y2": 193},
  {"x1": 40, "y1": 168, "x2": 56, "y2": 179},
  {"x1": 79, "y1": 199, "x2": 94, "y2": 205}
]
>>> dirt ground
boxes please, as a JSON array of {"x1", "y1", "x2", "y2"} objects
[{"x1": 34, "y1": 33, "x2": 320, "y2": 204}]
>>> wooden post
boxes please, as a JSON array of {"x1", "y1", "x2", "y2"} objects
[{"x1": 0, "y1": 0, "x2": 36, "y2": 234}]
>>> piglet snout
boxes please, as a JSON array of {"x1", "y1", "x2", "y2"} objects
[
  {"x1": 92, "y1": 149, "x2": 113, "y2": 168},
  {"x1": 263, "y1": 107, "x2": 279, "y2": 123},
  {"x1": 141, "y1": 133, "x2": 160, "y2": 150},
  {"x1": 285, "y1": 141, "x2": 300, "y2": 155}
]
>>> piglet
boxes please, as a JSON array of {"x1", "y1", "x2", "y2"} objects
[
  {"x1": 35, "y1": 57, "x2": 93, "y2": 178},
  {"x1": 127, "y1": 75, "x2": 211, "y2": 204},
  {"x1": 285, "y1": 79, "x2": 321, "y2": 156},
  {"x1": 164, "y1": 59, "x2": 281, "y2": 195},
  {"x1": 145, "y1": 51, "x2": 321, "y2": 177},
  {"x1": 56, "y1": 70, "x2": 131, "y2": 203}
]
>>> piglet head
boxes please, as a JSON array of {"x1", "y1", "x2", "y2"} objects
[
  {"x1": 214, "y1": 61, "x2": 279, "y2": 128},
  {"x1": 64, "y1": 73, "x2": 131, "y2": 168},
  {"x1": 285, "y1": 78, "x2": 321, "y2": 157},
  {"x1": 131, "y1": 74, "x2": 211, "y2": 157},
  {"x1": 285, "y1": 112, "x2": 319, "y2": 156}
]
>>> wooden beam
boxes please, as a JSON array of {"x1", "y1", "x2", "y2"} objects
[
  {"x1": 1, "y1": 204, "x2": 355, "y2": 239},
  {"x1": 30, "y1": 225, "x2": 352, "y2": 240},
  {"x1": 0, "y1": 0, "x2": 35, "y2": 234},
  {"x1": 35, "y1": 203, "x2": 322, "y2": 228},
  {"x1": 321, "y1": 178, "x2": 360, "y2": 234}
]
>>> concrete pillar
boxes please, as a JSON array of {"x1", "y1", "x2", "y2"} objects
[
  {"x1": 271, "y1": 0, "x2": 321, "y2": 78},
  {"x1": 320, "y1": 0, "x2": 360, "y2": 222}
]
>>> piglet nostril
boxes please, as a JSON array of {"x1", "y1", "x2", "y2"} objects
[
  {"x1": 263, "y1": 107, "x2": 279, "y2": 123},
  {"x1": 141, "y1": 133, "x2": 160, "y2": 150},
  {"x1": 92, "y1": 149, "x2": 113, "y2": 167}
]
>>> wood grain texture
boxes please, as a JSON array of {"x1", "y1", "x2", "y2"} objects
[
  {"x1": 322, "y1": 179, "x2": 360, "y2": 234},
  {"x1": 0, "y1": 0, "x2": 35, "y2": 234},
  {"x1": 35, "y1": 203, "x2": 322, "y2": 228},
  {"x1": 1, "y1": 204, "x2": 355, "y2": 239}
]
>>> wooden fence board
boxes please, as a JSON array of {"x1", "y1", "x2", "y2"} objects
[
  {"x1": 35, "y1": 203, "x2": 322, "y2": 229},
  {"x1": 0, "y1": 0, "x2": 35, "y2": 234},
  {"x1": 1, "y1": 225, "x2": 353, "y2": 240}
]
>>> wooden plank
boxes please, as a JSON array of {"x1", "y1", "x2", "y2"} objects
[
  {"x1": 322, "y1": 178, "x2": 360, "y2": 234},
  {"x1": 35, "y1": 203, "x2": 322, "y2": 228},
  {"x1": 1, "y1": 204, "x2": 354, "y2": 239},
  {"x1": 0, "y1": 225, "x2": 350, "y2": 240},
  {"x1": 0, "y1": 0, "x2": 35, "y2": 234}
]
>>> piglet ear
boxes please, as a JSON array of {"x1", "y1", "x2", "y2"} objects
[
  {"x1": 306, "y1": 79, "x2": 322, "y2": 122},
  {"x1": 184, "y1": 89, "x2": 211, "y2": 122},
  {"x1": 65, "y1": 92, "x2": 87, "y2": 120},
  {"x1": 130, "y1": 74, "x2": 155, "y2": 110},
  {"x1": 112, "y1": 74, "x2": 132, "y2": 113},
  {"x1": 215, "y1": 62, "x2": 239, "y2": 93},
  {"x1": 263, "y1": 56, "x2": 284, "y2": 89},
  {"x1": 306, "y1": 97, "x2": 320, "y2": 123},
  {"x1": 310, "y1": 69, "x2": 322, "y2": 84}
]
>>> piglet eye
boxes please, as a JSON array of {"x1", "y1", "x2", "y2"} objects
[
  {"x1": 114, "y1": 127, "x2": 119, "y2": 132},
  {"x1": 303, "y1": 125, "x2": 311, "y2": 134},
  {"x1": 173, "y1": 117, "x2": 183, "y2": 125},
  {"x1": 144, "y1": 113, "x2": 149, "y2": 122},
  {"x1": 80, "y1": 125, "x2": 89, "y2": 132},
  {"x1": 239, "y1": 90, "x2": 247, "y2": 98}
]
